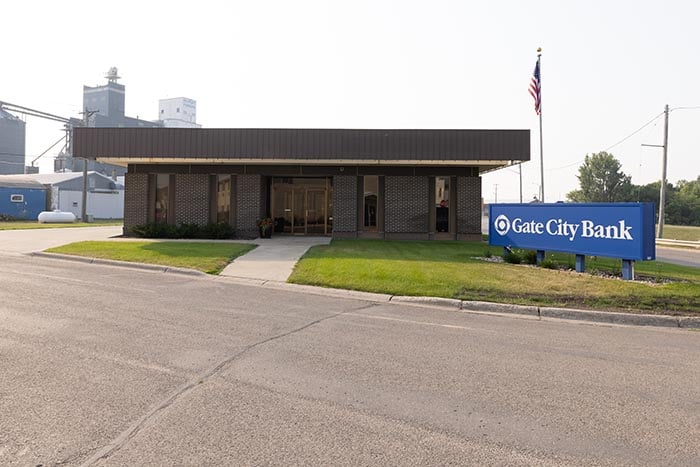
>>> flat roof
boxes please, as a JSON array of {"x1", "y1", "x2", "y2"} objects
[
  {"x1": 0, "y1": 176, "x2": 46, "y2": 189},
  {"x1": 73, "y1": 127, "x2": 530, "y2": 172}
]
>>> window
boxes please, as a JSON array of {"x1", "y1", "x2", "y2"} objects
[
  {"x1": 176, "y1": 107, "x2": 180, "y2": 113},
  {"x1": 155, "y1": 174, "x2": 170, "y2": 224},
  {"x1": 216, "y1": 175, "x2": 231, "y2": 223},
  {"x1": 10, "y1": 194, "x2": 23, "y2": 202},
  {"x1": 363, "y1": 176, "x2": 378, "y2": 230},
  {"x1": 435, "y1": 177, "x2": 450, "y2": 232}
]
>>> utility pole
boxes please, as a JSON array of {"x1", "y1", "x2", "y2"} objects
[
  {"x1": 642, "y1": 104, "x2": 669, "y2": 239},
  {"x1": 494, "y1": 184, "x2": 499, "y2": 204},
  {"x1": 658, "y1": 104, "x2": 669, "y2": 239},
  {"x1": 80, "y1": 108, "x2": 97, "y2": 222}
]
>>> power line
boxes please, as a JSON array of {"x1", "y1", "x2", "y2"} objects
[
  {"x1": 671, "y1": 105, "x2": 700, "y2": 111},
  {"x1": 603, "y1": 111, "x2": 665, "y2": 152},
  {"x1": 546, "y1": 105, "x2": 699, "y2": 173},
  {"x1": 546, "y1": 159, "x2": 585, "y2": 171}
]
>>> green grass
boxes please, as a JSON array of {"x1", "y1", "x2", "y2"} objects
[
  {"x1": 660, "y1": 225, "x2": 700, "y2": 242},
  {"x1": 0, "y1": 220, "x2": 123, "y2": 230},
  {"x1": 46, "y1": 241, "x2": 255, "y2": 275},
  {"x1": 289, "y1": 239, "x2": 700, "y2": 315}
]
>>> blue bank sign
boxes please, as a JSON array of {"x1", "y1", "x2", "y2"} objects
[{"x1": 489, "y1": 203, "x2": 656, "y2": 261}]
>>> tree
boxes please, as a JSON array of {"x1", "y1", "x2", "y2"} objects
[
  {"x1": 666, "y1": 177, "x2": 700, "y2": 226},
  {"x1": 567, "y1": 152, "x2": 633, "y2": 202}
]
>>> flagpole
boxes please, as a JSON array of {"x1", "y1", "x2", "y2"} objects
[
  {"x1": 519, "y1": 163, "x2": 523, "y2": 202},
  {"x1": 537, "y1": 48, "x2": 544, "y2": 202}
]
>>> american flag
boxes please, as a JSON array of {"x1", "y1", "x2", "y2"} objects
[{"x1": 529, "y1": 59, "x2": 541, "y2": 115}]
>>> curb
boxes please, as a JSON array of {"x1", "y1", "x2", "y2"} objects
[
  {"x1": 390, "y1": 296, "x2": 462, "y2": 309},
  {"x1": 461, "y1": 300, "x2": 539, "y2": 317},
  {"x1": 215, "y1": 276, "x2": 394, "y2": 303},
  {"x1": 537, "y1": 307, "x2": 681, "y2": 327},
  {"x1": 29, "y1": 252, "x2": 207, "y2": 277},
  {"x1": 656, "y1": 239, "x2": 700, "y2": 249},
  {"x1": 30, "y1": 252, "x2": 700, "y2": 329}
]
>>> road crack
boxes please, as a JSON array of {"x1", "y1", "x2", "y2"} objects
[{"x1": 79, "y1": 302, "x2": 377, "y2": 466}]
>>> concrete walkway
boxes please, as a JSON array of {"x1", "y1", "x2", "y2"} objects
[
  {"x1": 220, "y1": 236, "x2": 331, "y2": 281},
  {"x1": 0, "y1": 225, "x2": 123, "y2": 255}
]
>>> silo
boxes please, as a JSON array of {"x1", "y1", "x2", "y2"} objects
[{"x1": 0, "y1": 108, "x2": 26, "y2": 175}]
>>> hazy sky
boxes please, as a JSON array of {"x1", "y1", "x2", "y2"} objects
[{"x1": 3, "y1": 0, "x2": 699, "y2": 202}]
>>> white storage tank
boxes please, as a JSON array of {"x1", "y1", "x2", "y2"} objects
[{"x1": 38, "y1": 210, "x2": 77, "y2": 224}]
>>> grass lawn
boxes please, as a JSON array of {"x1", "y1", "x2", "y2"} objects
[
  {"x1": 0, "y1": 220, "x2": 123, "y2": 230},
  {"x1": 660, "y1": 225, "x2": 700, "y2": 242},
  {"x1": 289, "y1": 239, "x2": 700, "y2": 315},
  {"x1": 46, "y1": 241, "x2": 255, "y2": 275}
]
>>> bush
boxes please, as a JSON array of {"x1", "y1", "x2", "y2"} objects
[
  {"x1": 201, "y1": 222, "x2": 235, "y2": 239},
  {"x1": 177, "y1": 223, "x2": 202, "y2": 239},
  {"x1": 131, "y1": 223, "x2": 179, "y2": 238},
  {"x1": 0, "y1": 213, "x2": 16, "y2": 221},
  {"x1": 522, "y1": 250, "x2": 537, "y2": 265},
  {"x1": 130, "y1": 222, "x2": 234, "y2": 239},
  {"x1": 540, "y1": 259, "x2": 557, "y2": 269},
  {"x1": 503, "y1": 250, "x2": 522, "y2": 264}
]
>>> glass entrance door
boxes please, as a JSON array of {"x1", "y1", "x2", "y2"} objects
[
  {"x1": 293, "y1": 189, "x2": 306, "y2": 234},
  {"x1": 306, "y1": 190, "x2": 326, "y2": 235},
  {"x1": 271, "y1": 178, "x2": 332, "y2": 235}
]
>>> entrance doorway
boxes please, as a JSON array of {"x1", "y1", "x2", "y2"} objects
[{"x1": 272, "y1": 178, "x2": 333, "y2": 235}]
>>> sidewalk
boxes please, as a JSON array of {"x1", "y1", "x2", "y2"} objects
[
  {"x1": 0, "y1": 226, "x2": 123, "y2": 255},
  {"x1": 220, "y1": 236, "x2": 331, "y2": 281}
]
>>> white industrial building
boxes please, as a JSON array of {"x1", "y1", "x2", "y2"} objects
[{"x1": 158, "y1": 97, "x2": 201, "y2": 128}]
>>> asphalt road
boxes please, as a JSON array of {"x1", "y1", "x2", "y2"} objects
[
  {"x1": 656, "y1": 245, "x2": 700, "y2": 268},
  {"x1": 1, "y1": 254, "x2": 699, "y2": 466}
]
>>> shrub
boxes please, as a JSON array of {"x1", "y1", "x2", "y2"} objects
[
  {"x1": 484, "y1": 248, "x2": 492, "y2": 258},
  {"x1": 177, "y1": 223, "x2": 202, "y2": 239},
  {"x1": 131, "y1": 222, "x2": 236, "y2": 239},
  {"x1": 523, "y1": 250, "x2": 537, "y2": 265},
  {"x1": 540, "y1": 259, "x2": 557, "y2": 269},
  {"x1": 131, "y1": 223, "x2": 179, "y2": 238},
  {"x1": 503, "y1": 250, "x2": 522, "y2": 264},
  {"x1": 201, "y1": 222, "x2": 235, "y2": 239},
  {"x1": 0, "y1": 213, "x2": 15, "y2": 221}
]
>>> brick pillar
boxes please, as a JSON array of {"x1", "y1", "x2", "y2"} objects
[
  {"x1": 457, "y1": 176, "x2": 482, "y2": 241},
  {"x1": 175, "y1": 174, "x2": 210, "y2": 226},
  {"x1": 123, "y1": 173, "x2": 148, "y2": 235},
  {"x1": 385, "y1": 176, "x2": 429, "y2": 240},
  {"x1": 236, "y1": 174, "x2": 262, "y2": 238},
  {"x1": 332, "y1": 175, "x2": 358, "y2": 237}
]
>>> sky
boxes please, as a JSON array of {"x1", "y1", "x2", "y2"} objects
[{"x1": 3, "y1": 0, "x2": 699, "y2": 203}]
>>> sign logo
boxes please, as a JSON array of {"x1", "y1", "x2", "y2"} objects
[{"x1": 494, "y1": 214, "x2": 510, "y2": 236}]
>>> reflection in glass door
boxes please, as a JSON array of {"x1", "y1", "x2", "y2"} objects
[
  {"x1": 271, "y1": 178, "x2": 332, "y2": 235},
  {"x1": 273, "y1": 188, "x2": 294, "y2": 234},
  {"x1": 293, "y1": 189, "x2": 306, "y2": 234},
  {"x1": 306, "y1": 190, "x2": 326, "y2": 235}
]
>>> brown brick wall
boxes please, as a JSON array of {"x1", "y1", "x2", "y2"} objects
[
  {"x1": 123, "y1": 173, "x2": 148, "y2": 234},
  {"x1": 385, "y1": 176, "x2": 429, "y2": 234},
  {"x1": 236, "y1": 174, "x2": 262, "y2": 238},
  {"x1": 332, "y1": 175, "x2": 357, "y2": 234},
  {"x1": 175, "y1": 174, "x2": 210, "y2": 226},
  {"x1": 457, "y1": 176, "x2": 482, "y2": 238}
]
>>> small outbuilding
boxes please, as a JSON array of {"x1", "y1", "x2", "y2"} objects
[
  {"x1": 0, "y1": 176, "x2": 48, "y2": 220},
  {"x1": 1, "y1": 172, "x2": 124, "y2": 219}
]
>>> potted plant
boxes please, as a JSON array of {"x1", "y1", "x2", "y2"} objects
[{"x1": 256, "y1": 218, "x2": 274, "y2": 238}]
